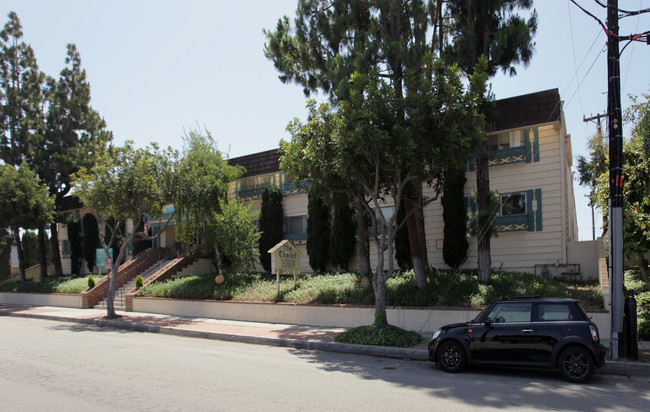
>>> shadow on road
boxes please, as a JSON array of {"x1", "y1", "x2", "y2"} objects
[{"x1": 286, "y1": 348, "x2": 638, "y2": 411}]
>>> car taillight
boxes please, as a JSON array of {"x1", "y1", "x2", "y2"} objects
[{"x1": 590, "y1": 325, "x2": 599, "y2": 342}]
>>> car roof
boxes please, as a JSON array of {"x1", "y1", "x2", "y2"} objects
[{"x1": 496, "y1": 297, "x2": 578, "y2": 303}]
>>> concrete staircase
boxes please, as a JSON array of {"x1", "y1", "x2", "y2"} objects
[{"x1": 94, "y1": 259, "x2": 171, "y2": 310}]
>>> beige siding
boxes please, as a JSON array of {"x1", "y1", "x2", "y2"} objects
[{"x1": 423, "y1": 122, "x2": 576, "y2": 273}]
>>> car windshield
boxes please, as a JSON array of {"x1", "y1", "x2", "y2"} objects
[{"x1": 472, "y1": 304, "x2": 492, "y2": 322}]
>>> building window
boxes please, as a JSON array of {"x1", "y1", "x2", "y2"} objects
[
  {"x1": 285, "y1": 215, "x2": 307, "y2": 241},
  {"x1": 374, "y1": 206, "x2": 395, "y2": 222},
  {"x1": 286, "y1": 216, "x2": 306, "y2": 234},
  {"x1": 240, "y1": 175, "x2": 271, "y2": 191},
  {"x1": 487, "y1": 129, "x2": 524, "y2": 151},
  {"x1": 61, "y1": 240, "x2": 71, "y2": 256},
  {"x1": 499, "y1": 192, "x2": 526, "y2": 216}
]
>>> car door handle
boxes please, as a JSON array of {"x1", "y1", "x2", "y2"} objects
[{"x1": 521, "y1": 329, "x2": 534, "y2": 333}]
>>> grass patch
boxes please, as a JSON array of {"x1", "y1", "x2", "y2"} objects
[
  {"x1": 334, "y1": 323, "x2": 427, "y2": 347},
  {"x1": 0, "y1": 274, "x2": 96, "y2": 294},
  {"x1": 135, "y1": 268, "x2": 604, "y2": 309}
]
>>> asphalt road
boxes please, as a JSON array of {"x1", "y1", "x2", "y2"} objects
[{"x1": 1, "y1": 317, "x2": 648, "y2": 411}]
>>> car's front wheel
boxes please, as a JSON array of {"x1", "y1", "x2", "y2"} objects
[
  {"x1": 558, "y1": 346, "x2": 594, "y2": 383},
  {"x1": 437, "y1": 340, "x2": 466, "y2": 373}
]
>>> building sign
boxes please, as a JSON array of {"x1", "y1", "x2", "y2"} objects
[
  {"x1": 96, "y1": 248, "x2": 113, "y2": 268},
  {"x1": 269, "y1": 240, "x2": 301, "y2": 275},
  {"x1": 268, "y1": 240, "x2": 302, "y2": 298}
]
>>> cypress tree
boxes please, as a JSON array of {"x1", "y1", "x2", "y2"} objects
[
  {"x1": 82, "y1": 213, "x2": 99, "y2": 272},
  {"x1": 258, "y1": 187, "x2": 283, "y2": 272},
  {"x1": 307, "y1": 186, "x2": 330, "y2": 272},
  {"x1": 68, "y1": 220, "x2": 82, "y2": 274},
  {"x1": 330, "y1": 192, "x2": 355, "y2": 271},
  {"x1": 21, "y1": 231, "x2": 39, "y2": 268},
  {"x1": 442, "y1": 167, "x2": 468, "y2": 269},
  {"x1": 394, "y1": 199, "x2": 412, "y2": 270},
  {"x1": 0, "y1": 229, "x2": 11, "y2": 279}
]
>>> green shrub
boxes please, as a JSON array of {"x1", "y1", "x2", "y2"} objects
[
  {"x1": 135, "y1": 275, "x2": 143, "y2": 289},
  {"x1": 624, "y1": 270, "x2": 650, "y2": 339},
  {"x1": 88, "y1": 275, "x2": 96, "y2": 289},
  {"x1": 335, "y1": 323, "x2": 426, "y2": 347},
  {"x1": 132, "y1": 269, "x2": 604, "y2": 310}
]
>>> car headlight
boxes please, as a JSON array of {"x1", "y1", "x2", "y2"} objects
[{"x1": 432, "y1": 329, "x2": 442, "y2": 340}]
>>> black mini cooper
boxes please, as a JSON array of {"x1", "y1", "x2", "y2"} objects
[{"x1": 428, "y1": 297, "x2": 607, "y2": 383}]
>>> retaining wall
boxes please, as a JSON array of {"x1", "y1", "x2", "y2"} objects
[
  {"x1": 131, "y1": 297, "x2": 610, "y2": 337},
  {"x1": 0, "y1": 292, "x2": 82, "y2": 308}
]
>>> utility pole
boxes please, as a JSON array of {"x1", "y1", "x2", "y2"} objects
[
  {"x1": 583, "y1": 112, "x2": 608, "y2": 135},
  {"x1": 583, "y1": 112, "x2": 607, "y2": 241},
  {"x1": 607, "y1": 0, "x2": 624, "y2": 361}
]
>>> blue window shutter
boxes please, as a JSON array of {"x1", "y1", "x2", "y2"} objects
[
  {"x1": 533, "y1": 127, "x2": 540, "y2": 162},
  {"x1": 527, "y1": 189, "x2": 535, "y2": 231},
  {"x1": 535, "y1": 188, "x2": 543, "y2": 231},
  {"x1": 524, "y1": 128, "x2": 532, "y2": 163},
  {"x1": 283, "y1": 217, "x2": 288, "y2": 237}
]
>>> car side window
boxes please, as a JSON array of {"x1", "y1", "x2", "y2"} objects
[
  {"x1": 537, "y1": 303, "x2": 573, "y2": 321},
  {"x1": 485, "y1": 303, "x2": 532, "y2": 323}
]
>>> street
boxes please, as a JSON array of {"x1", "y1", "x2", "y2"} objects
[{"x1": 1, "y1": 316, "x2": 648, "y2": 411}]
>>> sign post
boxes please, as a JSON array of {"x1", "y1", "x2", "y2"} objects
[{"x1": 268, "y1": 240, "x2": 302, "y2": 299}]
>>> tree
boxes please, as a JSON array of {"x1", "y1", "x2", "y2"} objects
[
  {"x1": 443, "y1": 0, "x2": 537, "y2": 282},
  {"x1": 258, "y1": 187, "x2": 284, "y2": 273},
  {"x1": 0, "y1": 163, "x2": 54, "y2": 281},
  {"x1": 330, "y1": 192, "x2": 355, "y2": 271},
  {"x1": 73, "y1": 142, "x2": 175, "y2": 318},
  {"x1": 394, "y1": 198, "x2": 412, "y2": 270},
  {"x1": 265, "y1": 0, "x2": 447, "y2": 288},
  {"x1": 281, "y1": 63, "x2": 486, "y2": 324},
  {"x1": 307, "y1": 185, "x2": 330, "y2": 272},
  {"x1": 37, "y1": 43, "x2": 111, "y2": 276},
  {"x1": 172, "y1": 129, "x2": 256, "y2": 273},
  {"x1": 576, "y1": 131, "x2": 608, "y2": 239},
  {"x1": 593, "y1": 91, "x2": 650, "y2": 284},
  {"x1": 442, "y1": 166, "x2": 468, "y2": 269},
  {"x1": 0, "y1": 228, "x2": 11, "y2": 279},
  {"x1": 82, "y1": 213, "x2": 99, "y2": 272},
  {"x1": 211, "y1": 198, "x2": 260, "y2": 272},
  {"x1": 67, "y1": 219, "x2": 82, "y2": 274},
  {"x1": 0, "y1": 12, "x2": 45, "y2": 167},
  {"x1": 20, "y1": 231, "x2": 38, "y2": 268}
]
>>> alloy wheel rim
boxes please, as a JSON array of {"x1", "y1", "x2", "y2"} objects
[
  {"x1": 563, "y1": 352, "x2": 588, "y2": 378},
  {"x1": 442, "y1": 346, "x2": 460, "y2": 368}
]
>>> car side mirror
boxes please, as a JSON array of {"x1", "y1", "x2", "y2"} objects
[{"x1": 484, "y1": 318, "x2": 493, "y2": 328}]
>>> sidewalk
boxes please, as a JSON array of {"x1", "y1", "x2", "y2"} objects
[{"x1": 1, "y1": 303, "x2": 649, "y2": 377}]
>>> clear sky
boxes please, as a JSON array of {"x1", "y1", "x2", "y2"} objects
[{"x1": 2, "y1": 0, "x2": 649, "y2": 241}]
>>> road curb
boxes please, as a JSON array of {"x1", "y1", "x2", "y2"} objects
[{"x1": 1, "y1": 308, "x2": 646, "y2": 375}]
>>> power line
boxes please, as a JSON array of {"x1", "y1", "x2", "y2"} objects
[
  {"x1": 594, "y1": 0, "x2": 650, "y2": 17},
  {"x1": 570, "y1": 0, "x2": 650, "y2": 43}
]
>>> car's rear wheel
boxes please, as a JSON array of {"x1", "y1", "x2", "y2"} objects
[
  {"x1": 437, "y1": 340, "x2": 466, "y2": 373},
  {"x1": 558, "y1": 346, "x2": 594, "y2": 383}
]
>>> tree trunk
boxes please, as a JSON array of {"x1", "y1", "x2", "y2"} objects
[
  {"x1": 414, "y1": 184, "x2": 429, "y2": 267},
  {"x1": 106, "y1": 260, "x2": 117, "y2": 318},
  {"x1": 50, "y1": 221, "x2": 63, "y2": 276},
  {"x1": 356, "y1": 201, "x2": 371, "y2": 277},
  {"x1": 13, "y1": 227, "x2": 26, "y2": 282},
  {"x1": 38, "y1": 227, "x2": 48, "y2": 278},
  {"x1": 476, "y1": 141, "x2": 492, "y2": 283},
  {"x1": 404, "y1": 184, "x2": 428, "y2": 289},
  {"x1": 372, "y1": 246, "x2": 387, "y2": 326}
]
